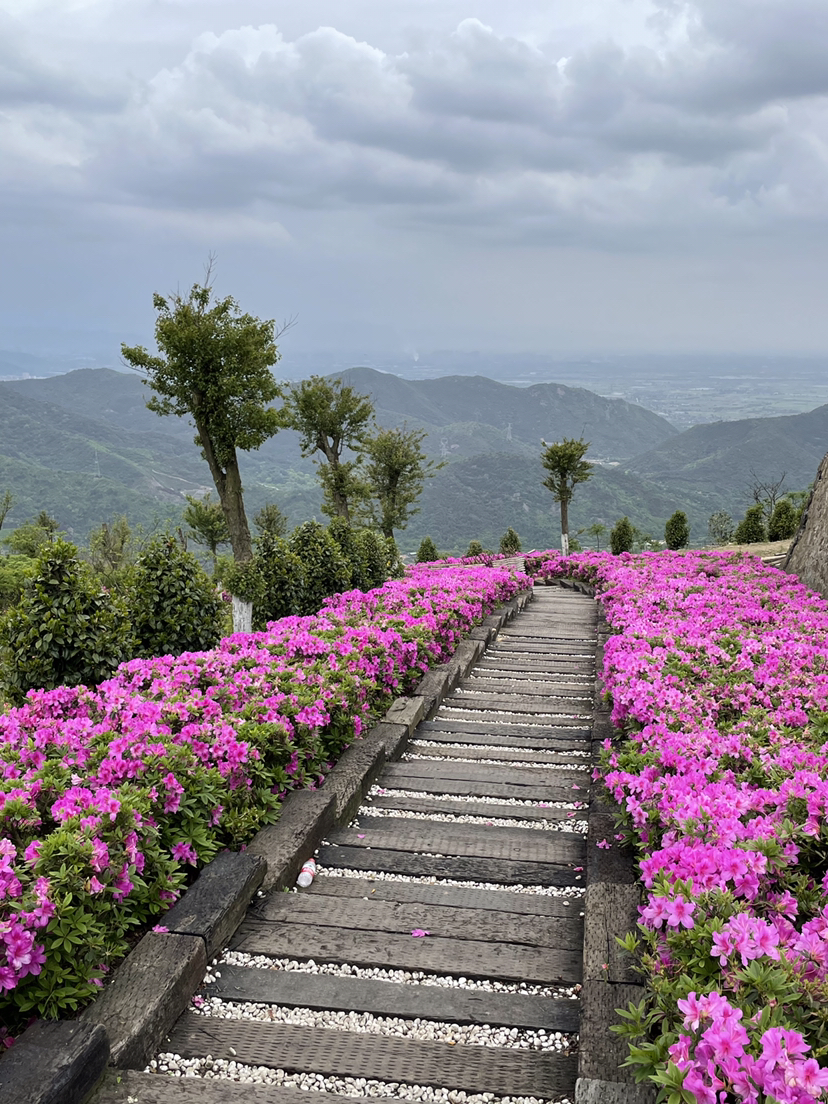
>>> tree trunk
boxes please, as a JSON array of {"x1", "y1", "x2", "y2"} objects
[
  {"x1": 560, "y1": 497, "x2": 570, "y2": 555},
  {"x1": 192, "y1": 412, "x2": 253, "y2": 564}
]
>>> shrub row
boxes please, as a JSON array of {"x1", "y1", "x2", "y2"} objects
[
  {"x1": 540, "y1": 549, "x2": 828, "y2": 1102},
  {"x1": 0, "y1": 565, "x2": 528, "y2": 1040}
]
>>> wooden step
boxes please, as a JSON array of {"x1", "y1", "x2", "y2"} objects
[
  {"x1": 364, "y1": 793, "x2": 581, "y2": 822},
  {"x1": 443, "y1": 696, "x2": 592, "y2": 717},
  {"x1": 316, "y1": 845, "x2": 582, "y2": 887},
  {"x1": 92, "y1": 1070, "x2": 405, "y2": 1104},
  {"x1": 167, "y1": 1015, "x2": 579, "y2": 1098},
  {"x1": 437, "y1": 709, "x2": 590, "y2": 730},
  {"x1": 232, "y1": 917, "x2": 582, "y2": 984},
  {"x1": 304, "y1": 875, "x2": 582, "y2": 917},
  {"x1": 418, "y1": 720, "x2": 591, "y2": 745},
  {"x1": 330, "y1": 819, "x2": 585, "y2": 866},
  {"x1": 208, "y1": 964, "x2": 581, "y2": 1031},
  {"x1": 461, "y1": 678, "x2": 593, "y2": 698}
]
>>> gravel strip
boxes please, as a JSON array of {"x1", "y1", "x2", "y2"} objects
[
  {"x1": 355, "y1": 807, "x2": 589, "y2": 834},
  {"x1": 410, "y1": 742, "x2": 590, "y2": 759},
  {"x1": 368, "y1": 786, "x2": 587, "y2": 810},
  {"x1": 315, "y1": 866, "x2": 585, "y2": 897},
  {"x1": 213, "y1": 952, "x2": 580, "y2": 999},
  {"x1": 438, "y1": 710, "x2": 586, "y2": 725},
  {"x1": 148, "y1": 1055, "x2": 571, "y2": 1104},
  {"x1": 401, "y1": 755, "x2": 588, "y2": 770},
  {"x1": 191, "y1": 997, "x2": 577, "y2": 1053}
]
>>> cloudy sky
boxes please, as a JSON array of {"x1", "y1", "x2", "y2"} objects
[{"x1": 2, "y1": 0, "x2": 828, "y2": 361}]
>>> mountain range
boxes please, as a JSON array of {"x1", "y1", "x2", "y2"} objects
[{"x1": 0, "y1": 367, "x2": 822, "y2": 552}]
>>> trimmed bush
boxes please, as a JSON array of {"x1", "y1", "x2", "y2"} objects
[
  {"x1": 664, "y1": 510, "x2": 690, "y2": 550},
  {"x1": 130, "y1": 535, "x2": 223, "y2": 657},
  {"x1": 733, "y1": 504, "x2": 767, "y2": 544},
  {"x1": 251, "y1": 533, "x2": 304, "y2": 629},
  {"x1": 416, "y1": 536, "x2": 439, "y2": 563},
  {"x1": 610, "y1": 516, "x2": 635, "y2": 554},
  {"x1": 768, "y1": 499, "x2": 798, "y2": 541},
  {"x1": 499, "y1": 527, "x2": 522, "y2": 555},
  {"x1": 288, "y1": 521, "x2": 352, "y2": 615},
  {"x1": 355, "y1": 529, "x2": 389, "y2": 590},
  {"x1": 0, "y1": 539, "x2": 132, "y2": 704}
]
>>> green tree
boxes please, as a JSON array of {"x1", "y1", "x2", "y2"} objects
[
  {"x1": 707, "y1": 511, "x2": 734, "y2": 546},
  {"x1": 416, "y1": 536, "x2": 439, "y2": 563},
  {"x1": 0, "y1": 539, "x2": 133, "y2": 704},
  {"x1": 499, "y1": 527, "x2": 522, "y2": 555},
  {"x1": 540, "y1": 437, "x2": 593, "y2": 555},
  {"x1": 664, "y1": 510, "x2": 690, "y2": 551},
  {"x1": 768, "y1": 499, "x2": 798, "y2": 541},
  {"x1": 466, "y1": 540, "x2": 485, "y2": 557},
  {"x1": 183, "y1": 493, "x2": 231, "y2": 573},
  {"x1": 610, "y1": 516, "x2": 635, "y2": 555},
  {"x1": 733, "y1": 504, "x2": 767, "y2": 544},
  {"x1": 583, "y1": 522, "x2": 608, "y2": 551},
  {"x1": 130, "y1": 535, "x2": 224, "y2": 657},
  {"x1": 254, "y1": 503, "x2": 288, "y2": 540},
  {"x1": 362, "y1": 425, "x2": 443, "y2": 539},
  {"x1": 85, "y1": 515, "x2": 140, "y2": 592},
  {"x1": 0, "y1": 555, "x2": 35, "y2": 613},
  {"x1": 121, "y1": 269, "x2": 287, "y2": 570},
  {"x1": 279, "y1": 376, "x2": 375, "y2": 523},
  {"x1": 0, "y1": 490, "x2": 12, "y2": 532},
  {"x1": 4, "y1": 511, "x2": 61, "y2": 558}
]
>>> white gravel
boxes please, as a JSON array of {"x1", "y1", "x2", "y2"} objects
[
  {"x1": 315, "y1": 866, "x2": 585, "y2": 897},
  {"x1": 148, "y1": 1055, "x2": 572, "y2": 1104},
  {"x1": 191, "y1": 997, "x2": 577, "y2": 1053},
  {"x1": 401, "y1": 755, "x2": 588, "y2": 771},
  {"x1": 438, "y1": 710, "x2": 588, "y2": 725},
  {"x1": 355, "y1": 807, "x2": 589, "y2": 834},
  {"x1": 214, "y1": 952, "x2": 581, "y2": 999},
  {"x1": 410, "y1": 741, "x2": 590, "y2": 759},
  {"x1": 367, "y1": 786, "x2": 587, "y2": 810}
]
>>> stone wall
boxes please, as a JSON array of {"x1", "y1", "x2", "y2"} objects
[{"x1": 784, "y1": 452, "x2": 828, "y2": 597}]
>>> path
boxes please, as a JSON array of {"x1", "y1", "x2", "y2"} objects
[{"x1": 94, "y1": 587, "x2": 598, "y2": 1104}]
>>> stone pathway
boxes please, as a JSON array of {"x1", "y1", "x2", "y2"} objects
[{"x1": 93, "y1": 587, "x2": 598, "y2": 1104}]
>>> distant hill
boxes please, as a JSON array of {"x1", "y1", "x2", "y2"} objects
[
  {"x1": 1, "y1": 365, "x2": 819, "y2": 553},
  {"x1": 339, "y1": 368, "x2": 677, "y2": 462},
  {"x1": 625, "y1": 406, "x2": 827, "y2": 517}
]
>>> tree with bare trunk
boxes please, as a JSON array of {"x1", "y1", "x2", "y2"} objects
[
  {"x1": 121, "y1": 264, "x2": 291, "y2": 631},
  {"x1": 540, "y1": 437, "x2": 593, "y2": 555},
  {"x1": 747, "y1": 469, "x2": 788, "y2": 526},
  {"x1": 279, "y1": 375, "x2": 375, "y2": 523}
]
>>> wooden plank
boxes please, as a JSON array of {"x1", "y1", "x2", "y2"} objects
[
  {"x1": 384, "y1": 760, "x2": 588, "y2": 788},
  {"x1": 251, "y1": 893, "x2": 583, "y2": 948},
  {"x1": 372, "y1": 772, "x2": 581, "y2": 803},
  {"x1": 365, "y1": 793, "x2": 581, "y2": 822},
  {"x1": 412, "y1": 725, "x2": 590, "y2": 749},
  {"x1": 168, "y1": 1015, "x2": 579, "y2": 1098},
  {"x1": 407, "y1": 742, "x2": 590, "y2": 765},
  {"x1": 438, "y1": 709, "x2": 590, "y2": 729},
  {"x1": 419, "y1": 719, "x2": 591, "y2": 744},
  {"x1": 462, "y1": 678, "x2": 593, "y2": 698},
  {"x1": 331, "y1": 820, "x2": 585, "y2": 865},
  {"x1": 317, "y1": 844, "x2": 583, "y2": 886},
  {"x1": 208, "y1": 964, "x2": 581, "y2": 1032},
  {"x1": 443, "y1": 695, "x2": 592, "y2": 717},
  {"x1": 475, "y1": 659, "x2": 594, "y2": 675},
  {"x1": 233, "y1": 919, "x2": 582, "y2": 983},
  {"x1": 307, "y1": 875, "x2": 583, "y2": 917},
  {"x1": 92, "y1": 1070, "x2": 405, "y2": 1104}
]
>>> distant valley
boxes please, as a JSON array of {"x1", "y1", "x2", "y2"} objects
[{"x1": 0, "y1": 367, "x2": 821, "y2": 552}]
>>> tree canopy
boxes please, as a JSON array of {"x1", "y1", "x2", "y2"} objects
[
  {"x1": 121, "y1": 272, "x2": 287, "y2": 565},
  {"x1": 363, "y1": 425, "x2": 443, "y2": 538},
  {"x1": 540, "y1": 437, "x2": 593, "y2": 554},
  {"x1": 279, "y1": 376, "x2": 375, "y2": 523}
]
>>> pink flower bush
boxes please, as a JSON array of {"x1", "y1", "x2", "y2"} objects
[
  {"x1": 0, "y1": 565, "x2": 529, "y2": 1035},
  {"x1": 532, "y1": 549, "x2": 828, "y2": 1100}
]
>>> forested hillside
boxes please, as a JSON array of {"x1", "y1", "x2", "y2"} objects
[{"x1": 0, "y1": 366, "x2": 816, "y2": 551}]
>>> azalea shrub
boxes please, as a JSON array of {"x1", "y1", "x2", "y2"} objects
[
  {"x1": 0, "y1": 565, "x2": 529, "y2": 1039},
  {"x1": 535, "y1": 548, "x2": 828, "y2": 1102}
]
